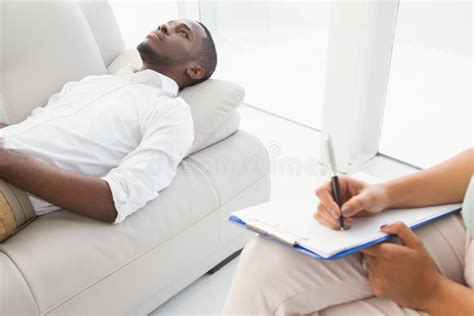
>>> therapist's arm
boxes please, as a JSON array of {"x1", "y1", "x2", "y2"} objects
[
  {"x1": 315, "y1": 148, "x2": 473, "y2": 229},
  {"x1": 427, "y1": 274, "x2": 474, "y2": 315},
  {"x1": 382, "y1": 147, "x2": 474, "y2": 208},
  {"x1": 0, "y1": 148, "x2": 118, "y2": 223}
]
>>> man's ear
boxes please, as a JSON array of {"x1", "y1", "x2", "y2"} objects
[{"x1": 186, "y1": 64, "x2": 205, "y2": 81}]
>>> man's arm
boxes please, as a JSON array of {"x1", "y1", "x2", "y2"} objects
[{"x1": 0, "y1": 148, "x2": 117, "y2": 223}]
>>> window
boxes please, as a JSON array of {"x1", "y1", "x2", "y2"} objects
[
  {"x1": 200, "y1": 1, "x2": 330, "y2": 130},
  {"x1": 109, "y1": 0, "x2": 179, "y2": 49},
  {"x1": 379, "y1": 1, "x2": 472, "y2": 168}
]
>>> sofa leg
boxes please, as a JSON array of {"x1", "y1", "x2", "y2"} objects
[{"x1": 207, "y1": 249, "x2": 242, "y2": 275}]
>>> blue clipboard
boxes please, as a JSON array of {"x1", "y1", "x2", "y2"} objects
[{"x1": 229, "y1": 207, "x2": 462, "y2": 260}]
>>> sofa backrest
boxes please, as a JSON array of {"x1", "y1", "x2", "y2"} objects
[
  {"x1": 0, "y1": 2, "x2": 107, "y2": 124},
  {"x1": 77, "y1": 1, "x2": 126, "y2": 67}
]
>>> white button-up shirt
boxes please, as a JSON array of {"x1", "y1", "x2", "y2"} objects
[{"x1": 0, "y1": 65, "x2": 194, "y2": 223}]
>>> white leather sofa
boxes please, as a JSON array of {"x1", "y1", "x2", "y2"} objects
[{"x1": 0, "y1": 1, "x2": 270, "y2": 315}]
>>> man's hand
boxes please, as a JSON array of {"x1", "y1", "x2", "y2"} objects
[
  {"x1": 314, "y1": 177, "x2": 390, "y2": 230},
  {"x1": 360, "y1": 222, "x2": 441, "y2": 311}
]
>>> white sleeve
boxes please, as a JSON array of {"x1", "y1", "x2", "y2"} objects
[{"x1": 101, "y1": 99, "x2": 194, "y2": 224}]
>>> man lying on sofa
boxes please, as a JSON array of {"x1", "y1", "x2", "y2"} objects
[{"x1": 0, "y1": 19, "x2": 217, "y2": 241}]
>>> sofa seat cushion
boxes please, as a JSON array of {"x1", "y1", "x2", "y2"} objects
[
  {"x1": 0, "y1": 253, "x2": 39, "y2": 315},
  {"x1": 0, "y1": 157, "x2": 219, "y2": 313},
  {"x1": 107, "y1": 48, "x2": 243, "y2": 154}
]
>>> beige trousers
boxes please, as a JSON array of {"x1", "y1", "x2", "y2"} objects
[{"x1": 222, "y1": 214, "x2": 467, "y2": 315}]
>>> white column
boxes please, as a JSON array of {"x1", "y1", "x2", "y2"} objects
[{"x1": 320, "y1": 0, "x2": 399, "y2": 173}]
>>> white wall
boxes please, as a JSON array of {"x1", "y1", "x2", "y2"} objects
[{"x1": 395, "y1": 1, "x2": 471, "y2": 57}]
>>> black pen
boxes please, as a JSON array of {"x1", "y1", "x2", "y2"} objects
[
  {"x1": 323, "y1": 133, "x2": 345, "y2": 231},
  {"x1": 331, "y1": 175, "x2": 344, "y2": 230}
]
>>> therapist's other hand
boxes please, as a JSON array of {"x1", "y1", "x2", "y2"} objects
[
  {"x1": 361, "y1": 222, "x2": 441, "y2": 311},
  {"x1": 314, "y1": 177, "x2": 389, "y2": 230}
]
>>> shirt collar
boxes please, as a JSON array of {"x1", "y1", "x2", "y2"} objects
[{"x1": 116, "y1": 64, "x2": 179, "y2": 97}]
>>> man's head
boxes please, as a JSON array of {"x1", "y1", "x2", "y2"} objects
[{"x1": 137, "y1": 19, "x2": 217, "y2": 90}]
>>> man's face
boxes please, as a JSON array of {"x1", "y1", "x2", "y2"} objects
[{"x1": 137, "y1": 19, "x2": 207, "y2": 68}]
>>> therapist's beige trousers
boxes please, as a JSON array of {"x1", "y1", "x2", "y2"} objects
[{"x1": 222, "y1": 214, "x2": 467, "y2": 315}]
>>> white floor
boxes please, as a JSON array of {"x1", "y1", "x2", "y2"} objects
[{"x1": 150, "y1": 105, "x2": 417, "y2": 315}]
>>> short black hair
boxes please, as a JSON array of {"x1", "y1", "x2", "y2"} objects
[{"x1": 194, "y1": 22, "x2": 217, "y2": 84}]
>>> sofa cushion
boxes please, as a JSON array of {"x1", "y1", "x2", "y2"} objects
[
  {"x1": 0, "y1": 2, "x2": 107, "y2": 124},
  {"x1": 107, "y1": 48, "x2": 243, "y2": 154},
  {"x1": 187, "y1": 130, "x2": 270, "y2": 204},
  {"x1": 0, "y1": 157, "x2": 219, "y2": 313},
  {"x1": 0, "y1": 253, "x2": 39, "y2": 315}
]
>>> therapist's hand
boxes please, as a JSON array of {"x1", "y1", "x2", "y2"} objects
[
  {"x1": 361, "y1": 222, "x2": 442, "y2": 311},
  {"x1": 314, "y1": 177, "x2": 389, "y2": 230}
]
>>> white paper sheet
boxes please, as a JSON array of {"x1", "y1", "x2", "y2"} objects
[{"x1": 233, "y1": 197, "x2": 462, "y2": 258}]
